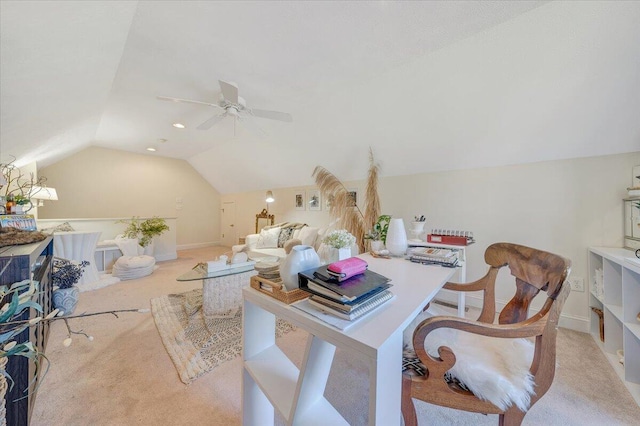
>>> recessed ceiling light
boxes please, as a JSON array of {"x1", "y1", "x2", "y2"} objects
[
  {"x1": 172, "y1": 123, "x2": 185, "y2": 129},
  {"x1": 147, "y1": 147, "x2": 157, "y2": 152}
]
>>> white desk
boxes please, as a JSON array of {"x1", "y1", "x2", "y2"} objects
[{"x1": 241, "y1": 253, "x2": 455, "y2": 425}]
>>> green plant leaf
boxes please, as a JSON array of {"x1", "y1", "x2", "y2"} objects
[{"x1": 0, "y1": 291, "x2": 20, "y2": 323}]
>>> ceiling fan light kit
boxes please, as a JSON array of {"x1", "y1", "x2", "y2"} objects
[{"x1": 159, "y1": 80, "x2": 292, "y2": 135}]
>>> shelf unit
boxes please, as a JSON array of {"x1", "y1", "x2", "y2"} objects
[
  {"x1": 588, "y1": 247, "x2": 640, "y2": 406},
  {"x1": 406, "y1": 240, "x2": 468, "y2": 317},
  {"x1": 0, "y1": 237, "x2": 54, "y2": 425}
]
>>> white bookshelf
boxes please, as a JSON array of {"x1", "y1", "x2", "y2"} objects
[{"x1": 588, "y1": 247, "x2": 640, "y2": 406}]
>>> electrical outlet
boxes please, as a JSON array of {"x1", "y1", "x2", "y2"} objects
[{"x1": 569, "y1": 277, "x2": 584, "y2": 292}]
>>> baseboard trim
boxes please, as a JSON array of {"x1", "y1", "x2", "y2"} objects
[{"x1": 176, "y1": 242, "x2": 219, "y2": 251}]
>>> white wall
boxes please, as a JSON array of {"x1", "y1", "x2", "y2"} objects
[
  {"x1": 269, "y1": 1, "x2": 640, "y2": 188},
  {"x1": 39, "y1": 147, "x2": 220, "y2": 248},
  {"x1": 224, "y1": 152, "x2": 640, "y2": 331}
]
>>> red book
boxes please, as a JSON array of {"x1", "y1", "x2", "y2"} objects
[{"x1": 427, "y1": 234, "x2": 469, "y2": 246}]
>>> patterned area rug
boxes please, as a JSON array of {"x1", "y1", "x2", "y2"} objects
[{"x1": 151, "y1": 288, "x2": 295, "y2": 384}]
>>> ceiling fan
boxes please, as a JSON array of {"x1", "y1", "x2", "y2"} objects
[{"x1": 158, "y1": 80, "x2": 292, "y2": 135}]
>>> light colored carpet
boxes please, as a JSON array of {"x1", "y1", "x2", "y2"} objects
[
  {"x1": 29, "y1": 246, "x2": 640, "y2": 425},
  {"x1": 151, "y1": 288, "x2": 295, "y2": 384}
]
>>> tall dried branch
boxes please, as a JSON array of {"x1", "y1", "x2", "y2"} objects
[
  {"x1": 312, "y1": 166, "x2": 367, "y2": 252},
  {"x1": 1, "y1": 156, "x2": 48, "y2": 198},
  {"x1": 363, "y1": 148, "x2": 380, "y2": 233}
]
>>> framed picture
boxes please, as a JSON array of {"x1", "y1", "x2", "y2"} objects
[
  {"x1": 295, "y1": 190, "x2": 306, "y2": 211},
  {"x1": 347, "y1": 189, "x2": 357, "y2": 207},
  {"x1": 308, "y1": 189, "x2": 321, "y2": 211}
]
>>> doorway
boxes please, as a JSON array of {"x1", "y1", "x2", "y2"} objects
[{"x1": 221, "y1": 201, "x2": 237, "y2": 247}]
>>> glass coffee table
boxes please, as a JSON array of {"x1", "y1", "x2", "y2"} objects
[{"x1": 177, "y1": 262, "x2": 257, "y2": 317}]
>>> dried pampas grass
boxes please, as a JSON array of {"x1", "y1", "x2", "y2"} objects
[{"x1": 312, "y1": 149, "x2": 381, "y2": 253}]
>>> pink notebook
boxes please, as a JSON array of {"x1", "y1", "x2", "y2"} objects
[{"x1": 327, "y1": 257, "x2": 368, "y2": 282}]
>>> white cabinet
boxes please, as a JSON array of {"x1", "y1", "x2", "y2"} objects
[{"x1": 588, "y1": 247, "x2": 640, "y2": 405}]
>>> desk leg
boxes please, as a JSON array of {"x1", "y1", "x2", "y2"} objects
[
  {"x1": 291, "y1": 335, "x2": 337, "y2": 423},
  {"x1": 243, "y1": 369, "x2": 273, "y2": 425},
  {"x1": 369, "y1": 333, "x2": 403, "y2": 425},
  {"x1": 457, "y1": 292, "x2": 466, "y2": 318},
  {"x1": 242, "y1": 300, "x2": 276, "y2": 426}
]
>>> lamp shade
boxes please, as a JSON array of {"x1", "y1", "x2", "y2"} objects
[
  {"x1": 30, "y1": 186, "x2": 58, "y2": 201},
  {"x1": 265, "y1": 191, "x2": 274, "y2": 203}
]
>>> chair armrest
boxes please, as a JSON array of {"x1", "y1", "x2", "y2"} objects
[
  {"x1": 245, "y1": 234, "x2": 260, "y2": 248},
  {"x1": 442, "y1": 268, "x2": 497, "y2": 292},
  {"x1": 412, "y1": 314, "x2": 547, "y2": 374},
  {"x1": 442, "y1": 268, "x2": 500, "y2": 323}
]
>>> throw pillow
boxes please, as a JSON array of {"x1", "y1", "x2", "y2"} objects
[
  {"x1": 297, "y1": 226, "x2": 319, "y2": 248},
  {"x1": 115, "y1": 235, "x2": 142, "y2": 257},
  {"x1": 277, "y1": 227, "x2": 295, "y2": 248},
  {"x1": 403, "y1": 305, "x2": 535, "y2": 412},
  {"x1": 256, "y1": 227, "x2": 281, "y2": 249}
]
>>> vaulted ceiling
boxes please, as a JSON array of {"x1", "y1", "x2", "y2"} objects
[{"x1": 2, "y1": 1, "x2": 639, "y2": 194}]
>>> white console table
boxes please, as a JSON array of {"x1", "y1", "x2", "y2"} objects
[
  {"x1": 241, "y1": 253, "x2": 455, "y2": 425},
  {"x1": 407, "y1": 241, "x2": 469, "y2": 317}
]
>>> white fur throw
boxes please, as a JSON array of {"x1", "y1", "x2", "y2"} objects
[{"x1": 403, "y1": 306, "x2": 535, "y2": 412}]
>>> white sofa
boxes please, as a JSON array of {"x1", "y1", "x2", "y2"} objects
[{"x1": 233, "y1": 223, "x2": 322, "y2": 261}]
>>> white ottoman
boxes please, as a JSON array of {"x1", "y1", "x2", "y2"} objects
[{"x1": 112, "y1": 255, "x2": 156, "y2": 280}]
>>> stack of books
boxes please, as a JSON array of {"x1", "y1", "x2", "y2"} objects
[
  {"x1": 408, "y1": 246, "x2": 459, "y2": 267},
  {"x1": 298, "y1": 265, "x2": 393, "y2": 321}
]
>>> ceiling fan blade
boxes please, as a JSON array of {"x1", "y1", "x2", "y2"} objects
[
  {"x1": 157, "y1": 96, "x2": 222, "y2": 109},
  {"x1": 197, "y1": 113, "x2": 227, "y2": 130},
  {"x1": 218, "y1": 80, "x2": 239, "y2": 104},
  {"x1": 250, "y1": 108, "x2": 293, "y2": 122},
  {"x1": 238, "y1": 115, "x2": 267, "y2": 137}
]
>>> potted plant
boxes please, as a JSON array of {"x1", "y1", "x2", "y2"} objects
[
  {"x1": 365, "y1": 215, "x2": 391, "y2": 251},
  {"x1": 13, "y1": 194, "x2": 31, "y2": 214},
  {"x1": 322, "y1": 229, "x2": 356, "y2": 263},
  {"x1": 52, "y1": 258, "x2": 89, "y2": 316},
  {"x1": 118, "y1": 217, "x2": 169, "y2": 255}
]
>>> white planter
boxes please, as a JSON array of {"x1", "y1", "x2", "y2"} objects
[
  {"x1": 143, "y1": 240, "x2": 155, "y2": 257},
  {"x1": 322, "y1": 246, "x2": 351, "y2": 264},
  {"x1": 410, "y1": 221, "x2": 426, "y2": 241},
  {"x1": 386, "y1": 218, "x2": 408, "y2": 257},
  {"x1": 53, "y1": 286, "x2": 80, "y2": 316}
]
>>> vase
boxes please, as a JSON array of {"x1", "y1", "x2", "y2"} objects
[
  {"x1": 53, "y1": 286, "x2": 80, "y2": 316},
  {"x1": 143, "y1": 240, "x2": 155, "y2": 257},
  {"x1": 386, "y1": 218, "x2": 408, "y2": 257},
  {"x1": 279, "y1": 245, "x2": 321, "y2": 290},
  {"x1": 330, "y1": 247, "x2": 351, "y2": 263}
]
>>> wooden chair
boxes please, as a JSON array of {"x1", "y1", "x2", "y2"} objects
[{"x1": 401, "y1": 242, "x2": 571, "y2": 426}]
